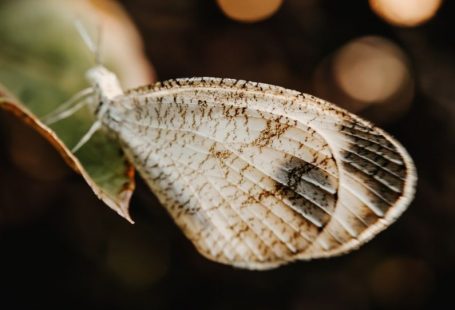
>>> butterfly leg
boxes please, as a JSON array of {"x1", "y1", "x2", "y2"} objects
[
  {"x1": 70, "y1": 95, "x2": 110, "y2": 153},
  {"x1": 41, "y1": 87, "x2": 94, "y2": 125},
  {"x1": 71, "y1": 120, "x2": 102, "y2": 153}
]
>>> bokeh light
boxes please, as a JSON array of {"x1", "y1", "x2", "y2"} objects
[
  {"x1": 216, "y1": 0, "x2": 283, "y2": 23},
  {"x1": 333, "y1": 36, "x2": 409, "y2": 103},
  {"x1": 370, "y1": 0, "x2": 443, "y2": 27},
  {"x1": 314, "y1": 36, "x2": 414, "y2": 123}
]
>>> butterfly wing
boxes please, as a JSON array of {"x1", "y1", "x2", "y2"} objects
[{"x1": 108, "y1": 77, "x2": 416, "y2": 269}]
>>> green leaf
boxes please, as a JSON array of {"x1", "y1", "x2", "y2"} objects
[{"x1": 0, "y1": 0, "x2": 147, "y2": 222}]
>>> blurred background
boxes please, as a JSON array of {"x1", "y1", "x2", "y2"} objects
[{"x1": 0, "y1": 0, "x2": 454, "y2": 309}]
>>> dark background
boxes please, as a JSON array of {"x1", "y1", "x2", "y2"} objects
[{"x1": 1, "y1": 1, "x2": 454, "y2": 309}]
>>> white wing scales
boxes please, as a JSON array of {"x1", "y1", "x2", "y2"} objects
[{"x1": 105, "y1": 77, "x2": 416, "y2": 269}]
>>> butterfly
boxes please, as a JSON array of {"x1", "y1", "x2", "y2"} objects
[{"x1": 43, "y1": 24, "x2": 416, "y2": 270}]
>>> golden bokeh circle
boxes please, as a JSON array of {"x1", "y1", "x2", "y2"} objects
[
  {"x1": 217, "y1": 0, "x2": 283, "y2": 23},
  {"x1": 370, "y1": 0, "x2": 443, "y2": 27}
]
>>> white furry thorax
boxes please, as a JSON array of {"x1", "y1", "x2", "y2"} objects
[{"x1": 86, "y1": 66, "x2": 123, "y2": 101}]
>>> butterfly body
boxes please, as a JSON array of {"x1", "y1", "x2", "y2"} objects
[{"x1": 88, "y1": 65, "x2": 416, "y2": 269}]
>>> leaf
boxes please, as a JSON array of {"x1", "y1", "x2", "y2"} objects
[
  {"x1": 0, "y1": 0, "x2": 154, "y2": 222},
  {"x1": 0, "y1": 87, "x2": 135, "y2": 221}
]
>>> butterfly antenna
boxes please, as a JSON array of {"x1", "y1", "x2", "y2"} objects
[
  {"x1": 74, "y1": 19, "x2": 102, "y2": 64},
  {"x1": 95, "y1": 23, "x2": 103, "y2": 65}
]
